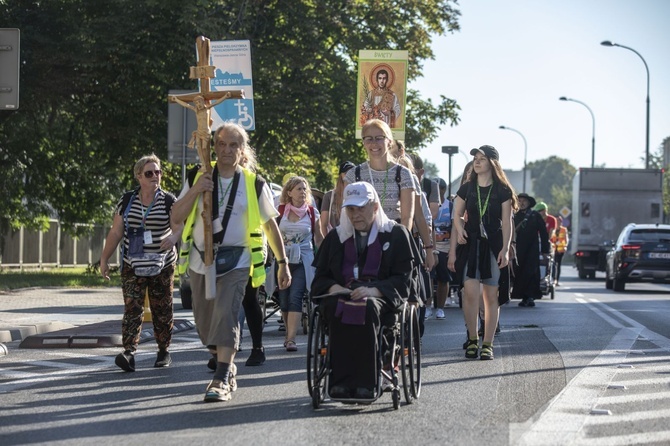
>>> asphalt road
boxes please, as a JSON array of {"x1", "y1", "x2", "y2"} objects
[{"x1": 1, "y1": 267, "x2": 669, "y2": 446}]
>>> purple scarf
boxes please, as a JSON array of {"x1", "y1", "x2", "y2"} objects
[{"x1": 341, "y1": 235, "x2": 382, "y2": 285}]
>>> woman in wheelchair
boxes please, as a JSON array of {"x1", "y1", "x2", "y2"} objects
[{"x1": 311, "y1": 182, "x2": 414, "y2": 400}]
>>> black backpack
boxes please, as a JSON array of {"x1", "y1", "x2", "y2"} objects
[
  {"x1": 120, "y1": 188, "x2": 176, "y2": 219},
  {"x1": 354, "y1": 163, "x2": 403, "y2": 194}
]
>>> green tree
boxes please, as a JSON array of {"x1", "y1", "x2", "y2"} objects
[
  {"x1": 527, "y1": 156, "x2": 576, "y2": 215},
  {"x1": 0, "y1": 0, "x2": 462, "y2": 241},
  {"x1": 646, "y1": 138, "x2": 670, "y2": 221},
  {"x1": 422, "y1": 159, "x2": 441, "y2": 181}
]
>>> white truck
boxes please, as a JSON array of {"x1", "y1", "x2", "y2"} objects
[{"x1": 571, "y1": 168, "x2": 664, "y2": 279}]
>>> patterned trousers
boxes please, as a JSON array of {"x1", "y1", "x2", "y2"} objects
[{"x1": 120, "y1": 263, "x2": 174, "y2": 352}]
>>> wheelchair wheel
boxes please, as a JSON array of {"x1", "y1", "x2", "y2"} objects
[
  {"x1": 302, "y1": 294, "x2": 310, "y2": 335},
  {"x1": 312, "y1": 386, "x2": 321, "y2": 409},
  {"x1": 408, "y1": 304, "x2": 422, "y2": 399},
  {"x1": 392, "y1": 375, "x2": 400, "y2": 410},
  {"x1": 400, "y1": 304, "x2": 413, "y2": 404},
  {"x1": 400, "y1": 304, "x2": 421, "y2": 403},
  {"x1": 306, "y1": 306, "x2": 327, "y2": 406}
]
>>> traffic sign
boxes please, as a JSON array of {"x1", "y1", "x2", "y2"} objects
[
  {"x1": 560, "y1": 206, "x2": 571, "y2": 218},
  {"x1": 0, "y1": 28, "x2": 20, "y2": 110}
]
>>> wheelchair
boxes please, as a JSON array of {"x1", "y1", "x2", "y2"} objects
[
  {"x1": 258, "y1": 285, "x2": 310, "y2": 334},
  {"x1": 306, "y1": 298, "x2": 421, "y2": 410},
  {"x1": 539, "y1": 254, "x2": 555, "y2": 300}
]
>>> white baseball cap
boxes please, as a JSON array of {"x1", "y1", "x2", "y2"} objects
[{"x1": 342, "y1": 182, "x2": 376, "y2": 207}]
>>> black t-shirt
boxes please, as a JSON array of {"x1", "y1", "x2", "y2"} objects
[{"x1": 456, "y1": 181, "x2": 512, "y2": 237}]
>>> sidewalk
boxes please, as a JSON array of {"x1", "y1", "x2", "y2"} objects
[{"x1": 0, "y1": 287, "x2": 193, "y2": 353}]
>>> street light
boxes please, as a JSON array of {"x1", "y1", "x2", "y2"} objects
[
  {"x1": 498, "y1": 125, "x2": 528, "y2": 192},
  {"x1": 601, "y1": 40, "x2": 650, "y2": 169},
  {"x1": 559, "y1": 96, "x2": 596, "y2": 168},
  {"x1": 442, "y1": 145, "x2": 459, "y2": 198}
]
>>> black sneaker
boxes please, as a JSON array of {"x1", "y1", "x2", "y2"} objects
[
  {"x1": 518, "y1": 299, "x2": 528, "y2": 307},
  {"x1": 245, "y1": 347, "x2": 266, "y2": 366},
  {"x1": 527, "y1": 298, "x2": 536, "y2": 307},
  {"x1": 115, "y1": 350, "x2": 135, "y2": 372},
  {"x1": 154, "y1": 349, "x2": 172, "y2": 368}
]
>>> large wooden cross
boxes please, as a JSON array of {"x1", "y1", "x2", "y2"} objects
[{"x1": 168, "y1": 36, "x2": 244, "y2": 266}]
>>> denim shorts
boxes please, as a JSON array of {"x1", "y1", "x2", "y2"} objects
[{"x1": 278, "y1": 262, "x2": 306, "y2": 313}]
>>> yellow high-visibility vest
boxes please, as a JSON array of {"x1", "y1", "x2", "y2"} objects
[
  {"x1": 178, "y1": 166, "x2": 266, "y2": 287},
  {"x1": 551, "y1": 226, "x2": 568, "y2": 253}
]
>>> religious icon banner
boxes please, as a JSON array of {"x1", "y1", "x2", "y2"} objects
[{"x1": 356, "y1": 49, "x2": 408, "y2": 140}]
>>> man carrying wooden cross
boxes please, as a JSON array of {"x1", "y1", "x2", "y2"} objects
[
  {"x1": 172, "y1": 123, "x2": 291, "y2": 402},
  {"x1": 170, "y1": 36, "x2": 290, "y2": 403}
]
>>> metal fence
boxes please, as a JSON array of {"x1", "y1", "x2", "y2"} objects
[{"x1": 0, "y1": 219, "x2": 120, "y2": 269}]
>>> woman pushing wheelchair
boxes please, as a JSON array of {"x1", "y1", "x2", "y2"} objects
[{"x1": 311, "y1": 182, "x2": 415, "y2": 400}]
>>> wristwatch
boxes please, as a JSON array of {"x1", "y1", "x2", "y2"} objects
[{"x1": 277, "y1": 258, "x2": 287, "y2": 265}]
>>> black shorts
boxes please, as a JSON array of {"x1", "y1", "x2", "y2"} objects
[{"x1": 435, "y1": 251, "x2": 452, "y2": 284}]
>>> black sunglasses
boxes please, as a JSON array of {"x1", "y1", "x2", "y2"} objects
[{"x1": 143, "y1": 170, "x2": 162, "y2": 179}]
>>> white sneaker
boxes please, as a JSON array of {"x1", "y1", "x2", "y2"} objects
[
  {"x1": 424, "y1": 306, "x2": 433, "y2": 319},
  {"x1": 436, "y1": 308, "x2": 445, "y2": 320}
]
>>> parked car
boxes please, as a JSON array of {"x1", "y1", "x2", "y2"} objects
[{"x1": 605, "y1": 223, "x2": 670, "y2": 292}]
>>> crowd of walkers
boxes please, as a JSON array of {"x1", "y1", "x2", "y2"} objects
[{"x1": 101, "y1": 119, "x2": 567, "y2": 402}]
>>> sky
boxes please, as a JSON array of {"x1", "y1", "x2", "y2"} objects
[{"x1": 410, "y1": 0, "x2": 670, "y2": 185}]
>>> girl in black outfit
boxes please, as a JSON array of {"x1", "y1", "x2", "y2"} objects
[{"x1": 452, "y1": 146, "x2": 517, "y2": 360}]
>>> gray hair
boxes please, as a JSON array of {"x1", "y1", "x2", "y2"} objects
[{"x1": 213, "y1": 123, "x2": 258, "y2": 172}]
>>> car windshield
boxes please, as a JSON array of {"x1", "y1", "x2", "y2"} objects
[{"x1": 628, "y1": 229, "x2": 670, "y2": 243}]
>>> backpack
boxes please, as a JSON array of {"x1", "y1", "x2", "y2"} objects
[
  {"x1": 276, "y1": 203, "x2": 316, "y2": 234},
  {"x1": 434, "y1": 198, "x2": 452, "y2": 230},
  {"x1": 354, "y1": 163, "x2": 402, "y2": 195},
  {"x1": 120, "y1": 188, "x2": 176, "y2": 220},
  {"x1": 119, "y1": 188, "x2": 176, "y2": 260}
]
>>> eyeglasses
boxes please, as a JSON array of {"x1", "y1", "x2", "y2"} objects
[
  {"x1": 143, "y1": 170, "x2": 162, "y2": 179},
  {"x1": 362, "y1": 135, "x2": 388, "y2": 144}
]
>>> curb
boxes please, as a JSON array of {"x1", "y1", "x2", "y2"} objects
[
  {"x1": 0, "y1": 322, "x2": 75, "y2": 343},
  {"x1": 18, "y1": 319, "x2": 195, "y2": 349}
]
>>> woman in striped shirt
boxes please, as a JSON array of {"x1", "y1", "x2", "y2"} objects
[{"x1": 100, "y1": 154, "x2": 182, "y2": 372}]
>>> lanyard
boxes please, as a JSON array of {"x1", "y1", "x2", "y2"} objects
[
  {"x1": 476, "y1": 183, "x2": 492, "y2": 221},
  {"x1": 218, "y1": 176, "x2": 234, "y2": 208},
  {"x1": 368, "y1": 162, "x2": 390, "y2": 201},
  {"x1": 139, "y1": 191, "x2": 159, "y2": 227}
]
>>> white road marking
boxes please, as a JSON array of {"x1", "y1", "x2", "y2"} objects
[{"x1": 515, "y1": 296, "x2": 670, "y2": 445}]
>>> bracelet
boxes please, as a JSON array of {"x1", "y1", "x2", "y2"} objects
[
  {"x1": 277, "y1": 258, "x2": 287, "y2": 265},
  {"x1": 423, "y1": 244, "x2": 434, "y2": 250},
  {"x1": 511, "y1": 241, "x2": 516, "y2": 244}
]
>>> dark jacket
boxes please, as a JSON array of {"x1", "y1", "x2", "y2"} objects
[
  {"x1": 511, "y1": 208, "x2": 550, "y2": 300},
  {"x1": 311, "y1": 224, "x2": 414, "y2": 309}
]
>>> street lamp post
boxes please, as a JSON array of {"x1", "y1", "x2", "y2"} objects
[
  {"x1": 559, "y1": 96, "x2": 596, "y2": 168},
  {"x1": 601, "y1": 40, "x2": 650, "y2": 169},
  {"x1": 442, "y1": 145, "x2": 459, "y2": 198},
  {"x1": 498, "y1": 125, "x2": 528, "y2": 192}
]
